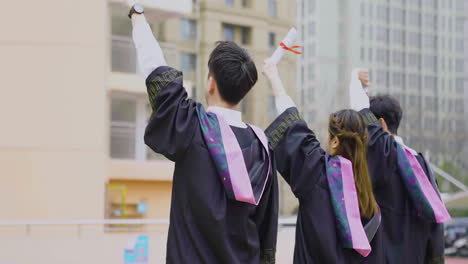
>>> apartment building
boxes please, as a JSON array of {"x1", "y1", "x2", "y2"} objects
[
  {"x1": 297, "y1": 0, "x2": 468, "y2": 169},
  {"x1": 0, "y1": 0, "x2": 190, "y2": 263}
]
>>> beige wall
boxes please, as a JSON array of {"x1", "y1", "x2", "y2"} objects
[{"x1": 0, "y1": 0, "x2": 109, "y2": 220}]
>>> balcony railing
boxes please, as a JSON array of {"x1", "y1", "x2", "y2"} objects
[{"x1": 111, "y1": 35, "x2": 178, "y2": 74}]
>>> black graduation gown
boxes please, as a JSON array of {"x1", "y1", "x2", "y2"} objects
[
  {"x1": 265, "y1": 107, "x2": 384, "y2": 264},
  {"x1": 144, "y1": 66, "x2": 279, "y2": 264},
  {"x1": 360, "y1": 108, "x2": 445, "y2": 264}
]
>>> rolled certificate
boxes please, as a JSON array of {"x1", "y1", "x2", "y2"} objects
[{"x1": 270, "y1": 28, "x2": 298, "y2": 65}]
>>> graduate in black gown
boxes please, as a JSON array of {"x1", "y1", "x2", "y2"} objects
[
  {"x1": 350, "y1": 70, "x2": 451, "y2": 264},
  {"x1": 127, "y1": 2, "x2": 278, "y2": 263},
  {"x1": 262, "y1": 60, "x2": 384, "y2": 263}
]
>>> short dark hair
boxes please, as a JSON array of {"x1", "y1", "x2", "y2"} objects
[
  {"x1": 208, "y1": 41, "x2": 258, "y2": 105},
  {"x1": 369, "y1": 95, "x2": 403, "y2": 134}
]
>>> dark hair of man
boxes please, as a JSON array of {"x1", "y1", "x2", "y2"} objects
[
  {"x1": 369, "y1": 95, "x2": 403, "y2": 135},
  {"x1": 207, "y1": 41, "x2": 258, "y2": 105}
]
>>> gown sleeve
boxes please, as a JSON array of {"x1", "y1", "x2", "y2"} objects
[
  {"x1": 254, "y1": 165, "x2": 279, "y2": 264},
  {"x1": 265, "y1": 107, "x2": 326, "y2": 198},
  {"x1": 144, "y1": 66, "x2": 198, "y2": 162},
  {"x1": 359, "y1": 108, "x2": 398, "y2": 187}
]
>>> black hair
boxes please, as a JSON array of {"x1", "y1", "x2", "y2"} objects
[
  {"x1": 369, "y1": 95, "x2": 403, "y2": 134},
  {"x1": 208, "y1": 41, "x2": 258, "y2": 105}
]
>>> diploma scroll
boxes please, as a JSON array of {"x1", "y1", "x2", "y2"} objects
[{"x1": 270, "y1": 28, "x2": 299, "y2": 65}]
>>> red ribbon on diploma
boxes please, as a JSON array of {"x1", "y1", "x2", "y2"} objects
[{"x1": 280, "y1": 42, "x2": 302, "y2": 54}]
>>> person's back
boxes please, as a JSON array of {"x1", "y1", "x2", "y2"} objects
[
  {"x1": 263, "y1": 61, "x2": 384, "y2": 263},
  {"x1": 350, "y1": 72, "x2": 448, "y2": 263},
  {"x1": 127, "y1": 3, "x2": 278, "y2": 263}
]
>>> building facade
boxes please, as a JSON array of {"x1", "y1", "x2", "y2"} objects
[
  {"x1": 297, "y1": 0, "x2": 468, "y2": 170},
  {"x1": 0, "y1": 0, "x2": 190, "y2": 263}
]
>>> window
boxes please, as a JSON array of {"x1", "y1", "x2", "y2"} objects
[
  {"x1": 180, "y1": 19, "x2": 197, "y2": 41},
  {"x1": 368, "y1": 48, "x2": 373, "y2": 61},
  {"x1": 241, "y1": 27, "x2": 251, "y2": 45},
  {"x1": 408, "y1": 53, "x2": 421, "y2": 68},
  {"x1": 361, "y1": 47, "x2": 365, "y2": 61},
  {"x1": 377, "y1": 5, "x2": 388, "y2": 21},
  {"x1": 376, "y1": 48, "x2": 389, "y2": 64},
  {"x1": 377, "y1": 70, "x2": 389, "y2": 87},
  {"x1": 376, "y1": 27, "x2": 389, "y2": 42},
  {"x1": 309, "y1": 0, "x2": 315, "y2": 13},
  {"x1": 392, "y1": 51, "x2": 404, "y2": 66},
  {"x1": 455, "y1": 39, "x2": 464, "y2": 52},
  {"x1": 110, "y1": 96, "x2": 161, "y2": 160},
  {"x1": 455, "y1": 59, "x2": 464, "y2": 73},
  {"x1": 456, "y1": 78, "x2": 464, "y2": 93},
  {"x1": 423, "y1": 35, "x2": 436, "y2": 50},
  {"x1": 392, "y1": 29, "x2": 404, "y2": 45},
  {"x1": 180, "y1": 52, "x2": 197, "y2": 79},
  {"x1": 309, "y1": 22, "x2": 316, "y2": 36},
  {"x1": 393, "y1": 8, "x2": 404, "y2": 25},
  {"x1": 308, "y1": 64, "x2": 315, "y2": 81},
  {"x1": 223, "y1": 24, "x2": 234, "y2": 41},
  {"x1": 307, "y1": 43, "x2": 316, "y2": 57},
  {"x1": 268, "y1": 0, "x2": 277, "y2": 17},
  {"x1": 223, "y1": 24, "x2": 252, "y2": 45},
  {"x1": 225, "y1": 0, "x2": 233, "y2": 7},
  {"x1": 407, "y1": 11, "x2": 420, "y2": 27},
  {"x1": 424, "y1": 14, "x2": 437, "y2": 30},
  {"x1": 268, "y1": 32, "x2": 276, "y2": 52},
  {"x1": 407, "y1": 32, "x2": 421, "y2": 48},
  {"x1": 242, "y1": 0, "x2": 252, "y2": 8},
  {"x1": 424, "y1": 76, "x2": 437, "y2": 93},
  {"x1": 110, "y1": 98, "x2": 136, "y2": 159},
  {"x1": 456, "y1": 17, "x2": 465, "y2": 33},
  {"x1": 423, "y1": 55, "x2": 437, "y2": 72},
  {"x1": 392, "y1": 72, "x2": 404, "y2": 87},
  {"x1": 408, "y1": 74, "x2": 420, "y2": 90}
]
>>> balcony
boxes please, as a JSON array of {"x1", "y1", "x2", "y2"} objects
[
  {"x1": 111, "y1": 35, "x2": 178, "y2": 74},
  {"x1": 108, "y1": 0, "x2": 192, "y2": 21}
]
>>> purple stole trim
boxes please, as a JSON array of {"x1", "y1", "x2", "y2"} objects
[
  {"x1": 396, "y1": 144, "x2": 451, "y2": 223},
  {"x1": 196, "y1": 105, "x2": 271, "y2": 205},
  {"x1": 326, "y1": 155, "x2": 371, "y2": 257}
]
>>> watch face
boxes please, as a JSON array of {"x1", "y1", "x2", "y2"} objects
[{"x1": 134, "y1": 4, "x2": 144, "y2": 13}]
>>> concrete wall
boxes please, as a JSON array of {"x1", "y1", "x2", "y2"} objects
[{"x1": 0, "y1": 0, "x2": 109, "y2": 220}]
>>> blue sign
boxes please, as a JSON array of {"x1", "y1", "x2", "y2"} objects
[{"x1": 124, "y1": 235, "x2": 149, "y2": 264}]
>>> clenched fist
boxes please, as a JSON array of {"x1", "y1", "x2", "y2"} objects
[{"x1": 358, "y1": 70, "x2": 370, "y2": 88}]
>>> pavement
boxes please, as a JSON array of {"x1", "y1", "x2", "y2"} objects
[{"x1": 276, "y1": 226, "x2": 468, "y2": 263}]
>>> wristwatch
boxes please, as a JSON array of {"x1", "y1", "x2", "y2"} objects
[{"x1": 128, "y1": 4, "x2": 144, "y2": 19}]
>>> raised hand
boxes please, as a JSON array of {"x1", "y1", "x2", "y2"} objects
[{"x1": 358, "y1": 70, "x2": 370, "y2": 88}]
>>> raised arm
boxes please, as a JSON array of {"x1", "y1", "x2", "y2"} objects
[
  {"x1": 127, "y1": 1, "x2": 198, "y2": 161},
  {"x1": 127, "y1": 1, "x2": 167, "y2": 78},
  {"x1": 349, "y1": 69, "x2": 397, "y2": 186},
  {"x1": 262, "y1": 59, "x2": 296, "y2": 115},
  {"x1": 263, "y1": 60, "x2": 326, "y2": 198}
]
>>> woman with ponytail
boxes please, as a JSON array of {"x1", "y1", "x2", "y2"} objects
[{"x1": 263, "y1": 60, "x2": 383, "y2": 263}]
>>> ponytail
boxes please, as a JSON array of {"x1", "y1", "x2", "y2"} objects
[{"x1": 329, "y1": 110, "x2": 379, "y2": 219}]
